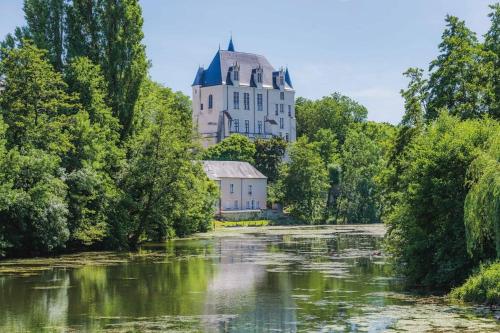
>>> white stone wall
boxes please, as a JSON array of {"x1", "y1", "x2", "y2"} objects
[
  {"x1": 218, "y1": 178, "x2": 267, "y2": 212},
  {"x1": 193, "y1": 82, "x2": 296, "y2": 147},
  {"x1": 192, "y1": 85, "x2": 225, "y2": 147}
]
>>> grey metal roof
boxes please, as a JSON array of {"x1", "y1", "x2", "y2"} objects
[{"x1": 202, "y1": 161, "x2": 267, "y2": 180}]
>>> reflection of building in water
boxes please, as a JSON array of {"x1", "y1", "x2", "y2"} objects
[{"x1": 202, "y1": 237, "x2": 298, "y2": 332}]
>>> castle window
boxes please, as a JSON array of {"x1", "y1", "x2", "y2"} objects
[
  {"x1": 200, "y1": 103, "x2": 203, "y2": 110},
  {"x1": 280, "y1": 92, "x2": 284, "y2": 100},
  {"x1": 245, "y1": 120, "x2": 250, "y2": 133},
  {"x1": 285, "y1": 133, "x2": 289, "y2": 142},
  {"x1": 208, "y1": 95, "x2": 213, "y2": 109},
  {"x1": 230, "y1": 184, "x2": 234, "y2": 193},
  {"x1": 244, "y1": 93, "x2": 250, "y2": 110},
  {"x1": 280, "y1": 76, "x2": 284, "y2": 86},
  {"x1": 280, "y1": 117, "x2": 284, "y2": 129},
  {"x1": 257, "y1": 94, "x2": 263, "y2": 111},
  {"x1": 257, "y1": 72, "x2": 262, "y2": 83},
  {"x1": 280, "y1": 104, "x2": 284, "y2": 113},
  {"x1": 234, "y1": 69, "x2": 239, "y2": 81},
  {"x1": 257, "y1": 121, "x2": 263, "y2": 134},
  {"x1": 233, "y1": 92, "x2": 239, "y2": 109},
  {"x1": 288, "y1": 105, "x2": 292, "y2": 117},
  {"x1": 233, "y1": 119, "x2": 239, "y2": 132},
  {"x1": 248, "y1": 185, "x2": 252, "y2": 195},
  {"x1": 275, "y1": 104, "x2": 279, "y2": 116}
]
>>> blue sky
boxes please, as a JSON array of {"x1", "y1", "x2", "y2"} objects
[{"x1": 0, "y1": 0, "x2": 495, "y2": 123}]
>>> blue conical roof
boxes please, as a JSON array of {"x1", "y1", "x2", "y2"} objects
[
  {"x1": 228, "y1": 37, "x2": 235, "y2": 52},
  {"x1": 285, "y1": 67, "x2": 293, "y2": 88}
]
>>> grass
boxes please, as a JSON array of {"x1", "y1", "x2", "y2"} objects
[{"x1": 450, "y1": 261, "x2": 500, "y2": 305}]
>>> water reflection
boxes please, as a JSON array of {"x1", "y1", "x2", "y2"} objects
[{"x1": 0, "y1": 225, "x2": 498, "y2": 332}]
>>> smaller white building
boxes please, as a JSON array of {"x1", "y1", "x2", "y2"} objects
[{"x1": 202, "y1": 160, "x2": 267, "y2": 214}]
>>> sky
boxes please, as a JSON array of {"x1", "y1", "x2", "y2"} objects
[{"x1": 0, "y1": 0, "x2": 495, "y2": 124}]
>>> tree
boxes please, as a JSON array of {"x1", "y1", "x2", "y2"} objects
[
  {"x1": 202, "y1": 134, "x2": 256, "y2": 164},
  {"x1": 385, "y1": 113, "x2": 499, "y2": 288},
  {"x1": 279, "y1": 137, "x2": 329, "y2": 224},
  {"x1": 295, "y1": 93, "x2": 367, "y2": 144},
  {"x1": 117, "y1": 82, "x2": 217, "y2": 247},
  {"x1": 8, "y1": 0, "x2": 148, "y2": 138},
  {"x1": 0, "y1": 148, "x2": 69, "y2": 257},
  {"x1": 23, "y1": 0, "x2": 65, "y2": 70},
  {"x1": 484, "y1": 3, "x2": 500, "y2": 119},
  {"x1": 254, "y1": 137, "x2": 287, "y2": 181},
  {"x1": 0, "y1": 42, "x2": 76, "y2": 156},
  {"x1": 336, "y1": 126, "x2": 384, "y2": 224},
  {"x1": 427, "y1": 15, "x2": 496, "y2": 120},
  {"x1": 63, "y1": 57, "x2": 123, "y2": 247},
  {"x1": 464, "y1": 131, "x2": 500, "y2": 260}
]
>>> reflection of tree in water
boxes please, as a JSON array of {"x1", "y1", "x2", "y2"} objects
[
  {"x1": 0, "y1": 227, "x2": 497, "y2": 332},
  {"x1": 0, "y1": 244, "x2": 217, "y2": 332}
]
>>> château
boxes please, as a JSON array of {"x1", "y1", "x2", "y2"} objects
[{"x1": 192, "y1": 38, "x2": 296, "y2": 147}]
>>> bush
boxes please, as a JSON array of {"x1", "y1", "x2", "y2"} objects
[{"x1": 450, "y1": 261, "x2": 500, "y2": 305}]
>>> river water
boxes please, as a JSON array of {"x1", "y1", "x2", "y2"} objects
[{"x1": 0, "y1": 225, "x2": 498, "y2": 332}]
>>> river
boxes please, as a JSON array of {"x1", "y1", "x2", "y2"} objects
[{"x1": 0, "y1": 225, "x2": 498, "y2": 332}]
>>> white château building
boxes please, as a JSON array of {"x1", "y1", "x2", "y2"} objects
[{"x1": 192, "y1": 38, "x2": 296, "y2": 147}]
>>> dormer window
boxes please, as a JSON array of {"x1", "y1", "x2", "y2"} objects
[
  {"x1": 234, "y1": 70, "x2": 239, "y2": 81},
  {"x1": 280, "y1": 76, "x2": 284, "y2": 86},
  {"x1": 257, "y1": 72, "x2": 262, "y2": 83}
]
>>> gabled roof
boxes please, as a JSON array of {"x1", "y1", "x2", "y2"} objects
[{"x1": 202, "y1": 161, "x2": 267, "y2": 180}]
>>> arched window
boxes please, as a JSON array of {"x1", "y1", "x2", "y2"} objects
[{"x1": 208, "y1": 94, "x2": 213, "y2": 109}]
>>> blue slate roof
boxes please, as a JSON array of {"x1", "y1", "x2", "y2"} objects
[
  {"x1": 285, "y1": 67, "x2": 293, "y2": 88},
  {"x1": 192, "y1": 42, "x2": 293, "y2": 90},
  {"x1": 228, "y1": 37, "x2": 235, "y2": 52}
]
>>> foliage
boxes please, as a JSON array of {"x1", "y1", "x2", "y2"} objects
[
  {"x1": 0, "y1": 148, "x2": 69, "y2": 256},
  {"x1": 336, "y1": 123, "x2": 392, "y2": 224},
  {"x1": 202, "y1": 134, "x2": 256, "y2": 164},
  {"x1": 0, "y1": 42, "x2": 76, "y2": 155},
  {"x1": 484, "y1": 4, "x2": 500, "y2": 119},
  {"x1": 426, "y1": 15, "x2": 496, "y2": 120},
  {"x1": 253, "y1": 137, "x2": 287, "y2": 181},
  {"x1": 295, "y1": 93, "x2": 367, "y2": 144},
  {"x1": 385, "y1": 113, "x2": 499, "y2": 288},
  {"x1": 463, "y1": 132, "x2": 500, "y2": 260},
  {"x1": 23, "y1": 0, "x2": 65, "y2": 71},
  {"x1": 450, "y1": 261, "x2": 500, "y2": 305},
  {"x1": 117, "y1": 81, "x2": 217, "y2": 246},
  {"x1": 279, "y1": 137, "x2": 329, "y2": 224},
  {"x1": 5, "y1": 0, "x2": 148, "y2": 138}
]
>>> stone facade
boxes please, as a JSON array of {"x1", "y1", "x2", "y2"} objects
[{"x1": 192, "y1": 39, "x2": 296, "y2": 147}]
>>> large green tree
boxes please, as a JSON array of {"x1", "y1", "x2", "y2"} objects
[
  {"x1": 484, "y1": 3, "x2": 500, "y2": 119},
  {"x1": 427, "y1": 15, "x2": 496, "y2": 120},
  {"x1": 295, "y1": 93, "x2": 367, "y2": 144},
  {"x1": 279, "y1": 137, "x2": 329, "y2": 224},
  {"x1": 0, "y1": 42, "x2": 76, "y2": 156},
  {"x1": 463, "y1": 131, "x2": 500, "y2": 260},
  {"x1": 386, "y1": 113, "x2": 499, "y2": 288},
  {"x1": 23, "y1": 0, "x2": 65, "y2": 71},
  {"x1": 117, "y1": 81, "x2": 217, "y2": 247},
  {"x1": 7, "y1": 0, "x2": 148, "y2": 138}
]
